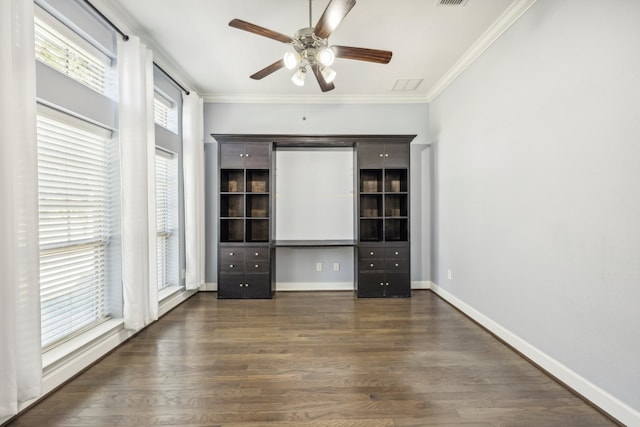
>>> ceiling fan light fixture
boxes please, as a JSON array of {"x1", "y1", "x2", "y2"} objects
[
  {"x1": 321, "y1": 66, "x2": 336, "y2": 83},
  {"x1": 292, "y1": 67, "x2": 307, "y2": 86},
  {"x1": 318, "y1": 47, "x2": 335, "y2": 66},
  {"x1": 283, "y1": 51, "x2": 301, "y2": 70}
]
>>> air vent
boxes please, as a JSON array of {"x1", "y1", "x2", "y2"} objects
[
  {"x1": 392, "y1": 79, "x2": 423, "y2": 91},
  {"x1": 436, "y1": 0, "x2": 469, "y2": 6}
]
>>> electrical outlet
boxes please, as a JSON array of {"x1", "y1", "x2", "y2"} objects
[
  {"x1": 316, "y1": 262, "x2": 323, "y2": 272},
  {"x1": 447, "y1": 269, "x2": 452, "y2": 280},
  {"x1": 333, "y1": 262, "x2": 340, "y2": 271}
]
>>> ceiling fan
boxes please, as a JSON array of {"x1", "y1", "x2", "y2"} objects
[{"x1": 229, "y1": 0, "x2": 392, "y2": 92}]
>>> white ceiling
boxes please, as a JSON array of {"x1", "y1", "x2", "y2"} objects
[{"x1": 99, "y1": 0, "x2": 535, "y2": 103}]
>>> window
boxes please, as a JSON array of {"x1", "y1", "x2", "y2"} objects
[
  {"x1": 155, "y1": 149, "x2": 179, "y2": 291},
  {"x1": 37, "y1": 107, "x2": 113, "y2": 349},
  {"x1": 35, "y1": 10, "x2": 113, "y2": 97},
  {"x1": 154, "y1": 91, "x2": 178, "y2": 133}
]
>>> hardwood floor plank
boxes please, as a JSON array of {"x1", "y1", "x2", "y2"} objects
[{"x1": 8, "y1": 291, "x2": 617, "y2": 426}]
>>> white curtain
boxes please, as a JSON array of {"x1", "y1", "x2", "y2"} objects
[
  {"x1": 118, "y1": 36, "x2": 158, "y2": 330},
  {"x1": 183, "y1": 92, "x2": 205, "y2": 290},
  {"x1": 0, "y1": 0, "x2": 42, "y2": 418}
]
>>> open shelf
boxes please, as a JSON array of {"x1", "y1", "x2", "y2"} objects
[
  {"x1": 385, "y1": 219, "x2": 408, "y2": 241},
  {"x1": 246, "y1": 219, "x2": 269, "y2": 242},
  {"x1": 247, "y1": 169, "x2": 269, "y2": 193},
  {"x1": 385, "y1": 194, "x2": 407, "y2": 217},
  {"x1": 360, "y1": 194, "x2": 382, "y2": 218},
  {"x1": 220, "y1": 170, "x2": 244, "y2": 192},
  {"x1": 385, "y1": 169, "x2": 408, "y2": 193},
  {"x1": 360, "y1": 218, "x2": 383, "y2": 242},
  {"x1": 247, "y1": 194, "x2": 269, "y2": 218},
  {"x1": 360, "y1": 169, "x2": 383, "y2": 193},
  {"x1": 220, "y1": 219, "x2": 244, "y2": 242},
  {"x1": 220, "y1": 194, "x2": 244, "y2": 217}
]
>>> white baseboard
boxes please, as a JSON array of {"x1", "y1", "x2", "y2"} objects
[
  {"x1": 430, "y1": 282, "x2": 639, "y2": 426},
  {"x1": 200, "y1": 281, "x2": 432, "y2": 292},
  {"x1": 276, "y1": 281, "x2": 354, "y2": 291},
  {"x1": 412, "y1": 280, "x2": 432, "y2": 290},
  {"x1": 200, "y1": 282, "x2": 217, "y2": 291}
]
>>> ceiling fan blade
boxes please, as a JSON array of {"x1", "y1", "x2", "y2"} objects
[
  {"x1": 250, "y1": 59, "x2": 285, "y2": 80},
  {"x1": 229, "y1": 19, "x2": 293, "y2": 44},
  {"x1": 314, "y1": 0, "x2": 356, "y2": 40},
  {"x1": 332, "y1": 45, "x2": 392, "y2": 64},
  {"x1": 311, "y1": 63, "x2": 335, "y2": 92}
]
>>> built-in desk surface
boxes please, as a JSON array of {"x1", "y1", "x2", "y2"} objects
[{"x1": 272, "y1": 240, "x2": 357, "y2": 247}]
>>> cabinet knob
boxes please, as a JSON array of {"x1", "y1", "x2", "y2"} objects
[
  {"x1": 255, "y1": 252, "x2": 259, "y2": 256},
  {"x1": 395, "y1": 263, "x2": 399, "y2": 267},
  {"x1": 386, "y1": 283, "x2": 389, "y2": 286},
  {"x1": 380, "y1": 283, "x2": 384, "y2": 286},
  {"x1": 229, "y1": 264, "x2": 234, "y2": 268},
  {"x1": 379, "y1": 154, "x2": 384, "y2": 158},
  {"x1": 229, "y1": 252, "x2": 234, "y2": 256},
  {"x1": 370, "y1": 251, "x2": 374, "y2": 256},
  {"x1": 254, "y1": 264, "x2": 259, "y2": 268},
  {"x1": 394, "y1": 251, "x2": 399, "y2": 255},
  {"x1": 245, "y1": 153, "x2": 250, "y2": 157},
  {"x1": 239, "y1": 153, "x2": 244, "y2": 157},
  {"x1": 370, "y1": 263, "x2": 374, "y2": 267},
  {"x1": 385, "y1": 153, "x2": 389, "y2": 157}
]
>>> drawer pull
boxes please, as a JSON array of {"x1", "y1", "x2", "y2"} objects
[
  {"x1": 255, "y1": 252, "x2": 259, "y2": 256},
  {"x1": 380, "y1": 283, "x2": 384, "y2": 286},
  {"x1": 254, "y1": 264, "x2": 259, "y2": 268},
  {"x1": 394, "y1": 251, "x2": 399, "y2": 255},
  {"x1": 395, "y1": 263, "x2": 399, "y2": 267},
  {"x1": 229, "y1": 264, "x2": 234, "y2": 268},
  {"x1": 370, "y1": 263, "x2": 374, "y2": 267},
  {"x1": 370, "y1": 251, "x2": 374, "y2": 256},
  {"x1": 229, "y1": 252, "x2": 234, "y2": 256}
]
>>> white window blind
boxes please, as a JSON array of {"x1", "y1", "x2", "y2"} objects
[
  {"x1": 37, "y1": 107, "x2": 113, "y2": 349},
  {"x1": 153, "y1": 91, "x2": 178, "y2": 134},
  {"x1": 35, "y1": 11, "x2": 112, "y2": 97},
  {"x1": 155, "y1": 149, "x2": 178, "y2": 291}
]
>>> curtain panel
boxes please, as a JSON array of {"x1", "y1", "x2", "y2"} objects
[
  {"x1": 182, "y1": 92, "x2": 205, "y2": 290},
  {"x1": 117, "y1": 36, "x2": 158, "y2": 330},
  {"x1": 0, "y1": 0, "x2": 42, "y2": 418}
]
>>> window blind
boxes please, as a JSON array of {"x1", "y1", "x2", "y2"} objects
[
  {"x1": 155, "y1": 149, "x2": 178, "y2": 290},
  {"x1": 35, "y1": 13, "x2": 111, "y2": 96},
  {"x1": 37, "y1": 108, "x2": 113, "y2": 349}
]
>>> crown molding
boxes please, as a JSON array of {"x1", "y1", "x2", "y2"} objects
[
  {"x1": 425, "y1": 0, "x2": 537, "y2": 102},
  {"x1": 202, "y1": 93, "x2": 431, "y2": 104}
]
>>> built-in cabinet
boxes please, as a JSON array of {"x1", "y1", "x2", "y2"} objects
[
  {"x1": 218, "y1": 141, "x2": 273, "y2": 299},
  {"x1": 356, "y1": 141, "x2": 410, "y2": 297},
  {"x1": 214, "y1": 135, "x2": 414, "y2": 299}
]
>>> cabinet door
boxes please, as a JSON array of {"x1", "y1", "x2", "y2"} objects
[
  {"x1": 357, "y1": 142, "x2": 386, "y2": 168},
  {"x1": 384, "y1": 273, "x2": 410, "y2": 297},
  {"x1": 357, "y1": 273, "x2": 386, "y2": 297},
  {"x1": 244, "y1": 143, "x2": 270, "y2": 169},
  {"x1": 218, "y1": 273, "x2": 245, "y2": 298},
  {"x1": 219, "y1": 143, "x2": 246, "y2": 169},
  {"x1": 383, "y1": 143, "x2": 410, "y2": 168},
  {"x1": 244, "y1": 274, "x2": 271, "y2": 298}
]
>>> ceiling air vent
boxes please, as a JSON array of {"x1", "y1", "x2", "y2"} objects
[
  {"x1": 436, "y1": 0, "x2": 469, "y2": 6},
  {"x1": 392, "y1": 79, "x2": 423, "y2": 91}
]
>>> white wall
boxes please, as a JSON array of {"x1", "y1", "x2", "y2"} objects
[
  {"x1": 430, "y1": 0, "x2": 640, "y2": 423},
  {"x1": 204, "y1": 102, "x2": 431, "y2": 288}
]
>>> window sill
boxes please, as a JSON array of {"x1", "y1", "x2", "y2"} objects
[{"x1": 42, "y1": 318, "x2": 125, "y2": 374}]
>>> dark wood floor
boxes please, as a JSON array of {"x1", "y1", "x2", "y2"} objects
[{"x1": 10, "y1": 291, "x2": 616, "y2": 427}]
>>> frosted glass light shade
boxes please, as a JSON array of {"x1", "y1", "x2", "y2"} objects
[
  {"x1": 292, "y1": 67, "x2": 307, "y2": 86},
  {"x1": 283, "y1": 51, "x2": 301, "y2": 70},
  {"x1": 318, "y1": 48, "x2": 335, "y2": 66},
  {"x1": 321, "y1": 66, "x2": 336, "y2": 83}
]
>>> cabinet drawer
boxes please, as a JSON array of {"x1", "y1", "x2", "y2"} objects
[
  {"x1": 385, "y1": 246, "x2": 409, "y2": 259},
  {"x1": 245, "y1": 260, "x2": 270, "y2": 273},
  {"x1": 220, "y1": 248, "x2": 245, "y2": 264},
  {"x1": 220, "y1": 260, "x2": 244, "y2": 273},
  {"x1": 359, "y1": 259, "x2": 384, "y2": 272},
  {"x1": 358, "y1": 246, "x2": 384, "y2": 260},
  {"x1": 385, "y1": 258, "x2": 409, "y2": 273},
  {"x1": 245, "y1": 247, "x2": 269, "y2": 261}
]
